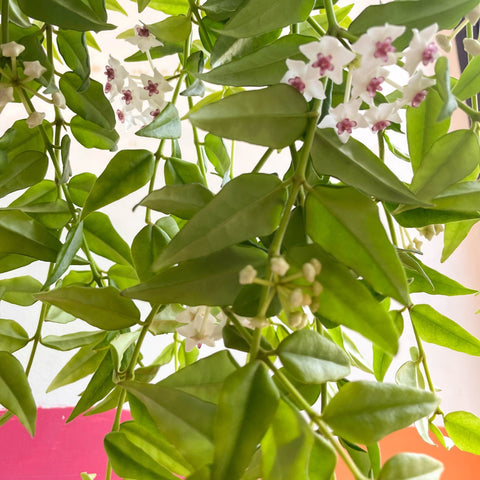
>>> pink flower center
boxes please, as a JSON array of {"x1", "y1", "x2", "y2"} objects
[
  {"x1": 411, "y1": 89, "x2": 428, "y2": 108},
  {"x1": 144, "y1": 80, "x2": 159, "y2": 96},
  {"x1": 150, "y1": 108, "x2": 160, "y2": 118},
  {"x1": 288, "y1": 76, "x2": 306, "y2": 93},
  {"x1": 121, "y1": 89, "x2": 133, "y2": 105},
  {"x1": 104, "y1": 65, "x2": 115, "y2": 81},
  {"x1": 366, "y1": 76, "x2": 385, "y2": 97},
  {"x1": 105, "y1": 82, "x2": 112, "y2": 94},
  {"x1": 372, "y1": 120, "x2": 391, "y2": 132},
  {"x1": 116, "y1": 109, "x2": 125, "y2": 124},
  {"x1": 312, "y1": 53, "x2": 334, "y2": 76},
  {"x1": 422, "y1": 42, "x2": 438, "y2": 66},
  {"x1": 374, "y1": 37, "x2": 395, "y2": 62},
  {"x1": 136, "y1": 26, "x2": 150, "y2": 37},
  {"x1": 336, "y1": 118, "x2": 357, "y2": 135}
]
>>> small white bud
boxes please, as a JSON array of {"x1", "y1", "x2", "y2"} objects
[
  {"x1": 310, "y1": 299, "x2": 320, "y2": 313},
  {"x1": 464, "y1": 38, "x2": 480, "y2": 56},
  {"x1": 434, "y1": 224, "x2": 444, "y2": 235},
  {"x1": 1, "y1": 41, "x2": 25, "y2": 57},
  {"x1": 0, "y1": 85, "x2": 14, "y2": 108},
  {"x1": 467, "y1": 5, "x2": 480, "y2": 25},
  {"x1": 310, "y1": 258, "x2": 322, "y2": 275},
  {"x1": 289, "y1": 311, "x2": 308, "y2": 329},
  {"x1": 270, "y1": 256, "x2": 290, "y2": 276},
  {"x1": 52, "y1": 91, "x2": 66, "y2": 109},
  {"x1": 312, "y1": 281, "x2": 323, "y2": 297},
  {"x1": 301, "y1": 293, "x2": 312, "y2": 306},
  {"x1": 413, "y1": 238, "x2": 423, "y2": 250},
  {"x1": 26, "y1": 111, "x2": 45, "y2": 128},
  {"x1": 435, "y1": 33, "x2": 452, "y2": 52},
  {"x1": 302, "y1": 262, "x2": 316, "y2": 283},
  {"x1": 289, "y1": 288, "x2": 303, "y2": 308},
  {"x1": 250, "y1": 316, "x2": 270, "y2": 329},
  {"x1": 239, "y1": 265, "x2": 257, "y2": 285},
  {"x1": 23, "y1": 60, "x2": 47, "y2": 79},
  {"x1": 418, "y1": 225, "x2": 435, "y2": 241}
]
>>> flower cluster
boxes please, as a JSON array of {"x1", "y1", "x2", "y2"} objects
[{"x1": 282, "y1": 24, "x2": 440, "y2": 142}]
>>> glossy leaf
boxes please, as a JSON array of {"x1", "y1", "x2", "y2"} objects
[
  {"x1": 17, "y1": 0, "x2": 115, "y2": 31},
  {"x1": 165, "y1": 157, "x2": 206, "y2": 186},
  {"x1": 0, "y1": 352, "x2": 36, "y2": 436},
  {"x1": 37, "y1": 286, "x2": 140, "y2": 330},
  {"x1": 411, "y1": 304, "x2": 480, "y2": 356},
  {"x1": 41, "y1": 331, "x2": 106, "y2": 351},
  {"x1": 0, "y1": 119, "x2": 47, "y2": 161},
  {"x1": 212, "y1": 361, "x2": 280, "y2": 480},
  {"x1": 154, "y1": 173, "x2": 284, "y2": 269},
  {"x1": 322, "y1": 381, "x2": 439, "y2": 444},
  {"x1": 0, "y1": 319, "x2": 29, "y2": 353},
  {"x1": 148, "y1": 15, "x2": 191, "y2": 43},
  {"x1": 125, "y1": 381, "x2": 216, "y2": 468},
  {"x1": 0, "y1": 151, "x2": 48, "y2": 198},
  {"x1": 312, "y1": 129, "x2": 422, "y2": 205},
  {"x1": 144, "y1": 0, "x2": 189, "y2": 15},
  {"x1": 139, "y1": 184, "x2": 214, "y2": 219},
  {"x1": 135, "y1": 103, "x2": 181, "y2": 139},
  {"x1": 70, "y1": 116, "x2": 119, "y2": 151},
  {"x1": 56, "y1": 30, "x2": 90, "y2": 90},
  {"x1": 453, "y1": 54, "x2": 480, "y2": 101},
  {"x1": 445, "y1": 411, "x2": 480, "y2": 455},
  {"x1": 110, "y1": 330, "x2": 139, "y2": 371},
  {"x1": 108, "y1": 264, "x2": 139, "y2": 290},
  {"x1": 125, "y1": 245, "x2": 267, "y2": 306},
  {"x1": 69, "y1": 173, "x2": 96, "y2": 206},
  {"x1": 306, "y1": 186, "x2": 409, "y2": 305},
  {"x1": 0, "y1": 275, "x2": 42, "y2": 306},
  {"x1": 9, "y1": 180, "x2": 56, "y2": 208},
  {"x1": 83, "y1": 212, "x2": 133, "y2": 266},
  {"x1": 406, "y1": 89, "x2": 451, "y2": 172},
  {"x1": 204, "y1": 134, "x2": 230, "y2": 177},
  {"x1": 201, "y1": 0, "x2": 245, "y2": 21},
  {"x1": 0, "y1": 210, "x2": 61, "y2": 261},
  {"x1": 442, "y1": 220, "x2": 478, "y2": 262},
  {"x1": 410, "y1": 130, "x2": 479, "y2": 201},
  {"x1": 277, "y1": 329, "x2": 350, "y2": 384},
  {"x1": 200, "y1": 34, "x2": 314, "y2": 87},
  {"x1": 189, "y1": 85, "x2": 309, "y2": 148},
  {"x1": 82, "y1": 149, "x2": 154, "y2": 217},
  {"x1": 377, "y1": 453, "x2": 443, "y2": 480},
  {"x1": 221, "y1": 0, "x2": 314, "y2": 38}
]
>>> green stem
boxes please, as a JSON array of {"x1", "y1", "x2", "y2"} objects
[
  {"x1": 230, "y1": 140, "x2": 235, "y2": 179},
  {"x1": 324, "y1": 0, "x2": 339, "y2": 34},
  {"x1": 1, "y1": 0, "x2": 8, "y2": 44},
  {"x1": 456, "y1": 96, "x2": 480, "y2": 122},
  {"x1": 81, "y1": 234, "x2": 104, "y2": 287},
  {"x1": 384, "y1": 205, "x2": 398, "y2": 247},
  {"x1": 187, "y1": 0, "x2": 213, "y2": 52},
  {"x1": 307, "y1": 16, "x2": 326, "y2": 36},
  {"x1": 377, "y1": 131, "x2": 385, "y2": 161},
  {"x1": 252, "y1": 148, "x2": 273, "y2": 173}
]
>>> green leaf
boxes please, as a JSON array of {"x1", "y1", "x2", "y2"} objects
[
  {"x1": 0, "y1": 151, "x2": 48, "y2": 199},
  {"x1": 312, "y1": 130, "x2": 423, "y2": 205},
  {"x1": 108, "y1": 264, "x2": 139, "y2": 290},
  {"x1": 322, "y1": 381, "x2": 439, "y2": 444},
  {"x1": 0, "y1": 119, "x2": 48, "y2": 161},
  {"x1": 201, "y1": 0, "x2": 245, "y2": 21},
  {"x1": 0, "y1": 275, "x2": 42, "y2": 306},
  {"x1": 212, "y1": 361, "x2": 280, "y2": 480},
  {"x1": 0, "y1": 352, "x2": 36, "y2": 436},
  {"x1": 445, "y1": 411, "x2": 480, "y2": 455},
  {"x1": 306, "y1": 186, "x2": 409, "y2": 305},
  {"x1": 221, "y1": 0, "x2": 314, "y2": 37},
  {"x1": 124, "y1": 245, "x2": 267, "y2": 306},
  {"x1": 82, "y1": 149, "x2": 154, "y2": 217},
  {"x1": 277, "y1": 330, "x2": 350, "y2": 384},
  {"x1": 45, "y1": 221, "x2": 84, "y2": 287},
  {"x1": 41, "y1": 330, "x2": 106, "y2": 351},
  {"x1": 148, "y1": 15, "x2": 191, "y2": 43},
  {"x1": 154, "y1": 173, "x2": 284, "y2": 270},
  {"x1": 135, "y1": 103, "x2": 181, "y2": 139},
  {"x1": 139, "y1": 184, "x2": 214, "y2": 219},
  {"x1": 84, "y1": 212, "x2": 133, "y2": 266},
  {"x1": 411, "y1": 304, "x2": 480, "y2": 355},
  {"x1": 142, "y1": 0, "x2": 189, "y2": 15},
  {"x1": 407, "y1": 91, "x2": 451, "y2": 172},
  {"x1": 200, "y1": 34, "x2": 314, "y2": 87},
  {"x1": 262, "y1": 399, "x2": 336, "y2": 480},
  {"x1": 410, "y1": 130, "x2": 479, "y2": 201},
  {"x1": 0, "y1": 210, "x2": 61, "y2": 261},
  {"x1": 56, "y1": 30, "x2": 90, "y2": 91},
  {"x1": 110, "y1": 330, "x2": 139, "y2": 371},
  {"x1": 69, "y1": 172, "x2": 96, "y2": 207},
  {"x1": 204, "y1": 134, "x2": 230, "y2": 177},
  {"x1": 0, "y1": 319, "x2": 29, "y2": 353},
  {"x1": 442, "y1": 220, "x2": 478, "y2": 262},
  {"x1": 125, "y1": 381, "x2": 216, "y2": 468},
  {"x1": 9, "y1": 179, "x2": 56, "y2": 208},
  {"x1": 36, "y1": 286, "x2": 140, "y2": 330},
  {"x1": 189, "y1": 84, "x2": 309, "y2": 148},
  {"x1": 165, "y1": 157, "x2": 205, "y2": 186},
  {"x1": 8, "y1": 200, "x2": 71, "y2": 230},
  {"x1": 106, "y1": 0, "x2": 127, "y2": 14},
  {"x1": 453, "y1": 55, "x2": 480, "y2": 101},
  {"x1": 70, "y1": 116, "x2": 119, "y2": 151},
  {"x1": 17, "y1": 0, "x2": 115, "y2": 31},
  {"x1": 0, "y1": 253, "x2": 35, "y2": 273},
  {"x1": 160, "y1": 351, "x2": 238, "y2": 403},
  {"x1": 60, "y1": 72, "x2": 115, "y2": 130},
  {"x1": 434, "y1": 57, "x2": 457, "y2": 122},
  {"x1": 378, "y1": 453, "x2": 443, "y2": 480}
]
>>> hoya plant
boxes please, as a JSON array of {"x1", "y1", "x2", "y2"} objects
[{"x1": 1, "y1": 0, "x2": 480, "y2": 479}]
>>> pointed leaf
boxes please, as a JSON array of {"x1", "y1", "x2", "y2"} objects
[
  {"x1": 322, "y1": 381, "x2": 439, "y2": 444},
  {"x1": 306, "y1": 186, "x2": 409, "y2": 304},
  {"x1": 189, "y1": 84, "x2": 309, "y2": 148},
  {"x1": 69, "y1": 172, "x2": 96, "y2": 207},
  {"x1": 136, "y1": 103, "x2": 181, "y2": 139},
  {"x1": 165, "y1": 157, "x2": 205, "y2": 186},
  {"x1": 36, "y1": 286, "x2": 140, "y2": 330},
  {"x1": 452, "y1": 54, "x2": 480, "y2": 101},
  {"x1": 204, "y1": 134, "x2": 230, "y2": 177},
  {"x1": 435, "y1": 57, "x2": 457, "y2": 121},
  {"x1": 70, "y1": 116, "x2": 119, "y2": 151},
  {"x1": 378, "y1": 453, "x2": 443, "y2": 480},
  {"x1": 56, "y1": 30, "x2": 90, "y2": 90},
  {"x1": 0, "y1": 275, "x2": 42, "y2": 306},
  {"x1": 41, "y1": 330, "x2": 106, "y2": 351},
  {"x1": 0, "y1": 319, "x2": 29, "y2": 353},
  {"x1": 154, "y1": 173, "x2": 284, "y2": 269},
  {"x1": 442, "y1": 220, "x2": 478, "y2": 262},
  {"x1": 445, "y1": 411, "x2": 480, "y2": 455},
  {"x1": 0, "y1": 352, "x2": 36, "y2": 436},
  {"x1": 148, "y1": 15, "x2": 191, "y2": 43}
]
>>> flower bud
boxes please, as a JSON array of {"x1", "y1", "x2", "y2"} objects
[
  {"x1": 435, "y1": 33, "x2": 452, "y2": 52},
  {"x1": 0, "y1": 85, "x2": 14, "y2": 108},
  {"x1": 26, "y1": 111, "x2": 45, "y2": 128},
  {"x1": 52, "y1": 91, "x2": 66, "y2": 109},
  {"x1": 418, "y1": 225, "x2": 435, "y2": 241},
  {"x1": 467, "y1": 6, "x2": 480, "y2": 25},
  {"x1": 310, "y1": 258, "x2": 322, "y2": 275},
  {"x1": 312, "y1": 281, "x2": 323, "y2": 296},
  {"x1": 23, "y1": 60, "x2": 47, "y2": 79},
  {"x1": 289, "y1": 311, "x2": 308, "y2": 329},
  {"x1": 434, "y1": 224, "x2": 444, "y2": 235},
  {"x1": 310, "y1": 299, "x2": 320, "y2": 313},
  {"x1": 301, "y1": 293, "x2": 312, "y2": 306},
  {"x1": 239, "y1": 265, "x2": 257, "y2": 285},
  {"x1": 413, "y1": 238, "x2": 423, "y2": 250},
  {"x1": 289, "y1": 288, "x2": 303, "y2": 308},
  {"x1": 302, "y1": 262, "x2": 316, "y2": 283},
  {"x1": 1, "y1": 41, "x2": 25, "y2": 57},
  {"x1": 464, "y1": 38, "x2": 480, "y2": 57},
  {"x1": 270, "y1": 256, "x2": 290, "y2": 276}
]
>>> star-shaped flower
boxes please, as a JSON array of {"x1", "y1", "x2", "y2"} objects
[
  {"x1": 363, "y1": 102, "x2": 401, "y2": 132},
  {"x1": 23, "y1": 60, "x2": 47, "y2": 79},
  {"x1": 1, "y1": 41, "x2": 25, "y2": 58},
  {"x1": 351, "y1": 63, "x2": 389, "y2": 104},
  {"x1": 281, "y1": 59, "x2": 325, "y2": 101},
  {"x1": 126, "y1": 25, "x2": 163, "y2": 53},
  {"x1": 104, "y1": 55, "x2": 128, "y2": 96},
  {"x1": 396, "y1": 71, "x2": 435, "y2": 108},
  {"x1": 26, "y1": 111, "x2": 45, "y2": 128},
  {"x1": 403, "y1": 24, "x2": 439, "y2": 75},
  {"x1": 0, "y1": 85, "x2": 14, "y2": 108},
  {"x1": 139, "y1": 69, "x2": 172, "y2": 109}
]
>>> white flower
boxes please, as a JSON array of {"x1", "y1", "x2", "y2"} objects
[
  {"x1": 26, "y1": 111, "x2": 45, "y2": 128},
  {"x1": 0, "y1": 85, "x2": 14, "y2": 108},
  {"x1": 435, "y1": 33, "x2": 452, "y2": 52},
  {"x1": 363, "y1": 102, "x2": 401, "y2": 132},
  {"x1": 1, "y1": 41, "x2": 25, "y2": 57},
  {"x1": 353, "y1": 24, "x2": 406, "y2": 66},
  {"x1": 467, "y1": 5, "x2": 480, "y2": 25},
  {"x1": 176, "y1": 306, "x2": 225, "y2": 352},
  {"x1": 126, "y1": 25, "x2": 163, "y2": 53},
  {"x1": 318, "y1": 98, "x2": 367, "y2": 143},
  {"x1": 52, "y1": 91, "x2": 66, "y2": 109},
  {"x1": 281, "y1": 59, "x2": 325, "y2": 101},
  {"x1": 403, "y1": 24, "x2": 439, "y2": 75},
  {"x1": 351, "y1": 63, "x2": 389, "y2": 104},
  {"x1": 239, "y1": 265, "x2": 257, "y2": 285},
  {"x1": 464, "y1": 38, "x2": 480, "y2": 57},
  {"x1": 300, "y1": 36, "x2": 356, "y2": 84},
  {"x1": 104, "y1": 56, "x2": 128, "y2": 96},
  {"x1": 270, "y1": 257, "x2": 290, "y2": 276},
  {"x1": 139, "y1": 69, "x2": 172, "y2": 109},
  {"x1": 397, "y1": 71, "x2": 435, "y2": 108},
  {"x1": 23, "y1": 60, "x2": 47, "y2": 79},
  {"x1": 119, "y1": 79, "x2": 144, "y2": 112}
]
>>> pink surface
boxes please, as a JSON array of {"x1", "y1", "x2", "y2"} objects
[{"x1": 0, "y1": 408, "x2": 130, "y2": 480}]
